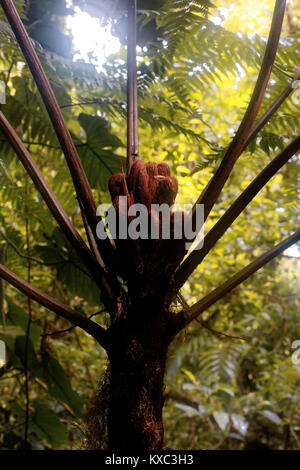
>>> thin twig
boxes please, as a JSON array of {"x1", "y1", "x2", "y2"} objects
[
  {"x1": 127, "y1": 0, "x2": 139, "y2": 174},
  {"x1": 196, "y1": 319, "x2": 250, "y2": 342},
  {"x1": 42, "y1": 310, "x2": 106, "y2": 337},
  {"x1": 171, "y1": 229, "x2": 300, "y2": 337},
  {"x1": 0, "y1": 228, "x2": 60, "y2": 266},
  {"x1": 243, "y1": 69, "x2": 300, "y2": 151},
  {"x1": 273, "y1": 63, "x2": 295, "y2": 79},
  {"x1": 0, "y1": 228, "x2": 98, "y2": 279},
  {"x1": 5, "y1": 58, "x2": 15, "y2": 86}
]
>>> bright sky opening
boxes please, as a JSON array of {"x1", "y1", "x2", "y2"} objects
[{"x1": 66, "y1": 6, "x2": 120, "y2": 69}]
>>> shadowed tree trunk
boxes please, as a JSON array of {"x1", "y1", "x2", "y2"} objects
[{"x1": 108, "y1": 323, "x2": 168, "y2": 450}]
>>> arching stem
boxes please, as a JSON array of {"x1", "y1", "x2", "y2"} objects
[{"x1": 127, "y1": 0, "x2": 139, "y2": 175}]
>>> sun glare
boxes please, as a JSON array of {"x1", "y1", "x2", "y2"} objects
[
  {"x1": 66, "y1": 7, "x2": 120, "y2": 68},
  {"x1": 285, "y1": 245, "x2": 300, "y2": 258}
]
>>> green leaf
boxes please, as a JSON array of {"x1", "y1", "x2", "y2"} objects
[
  {"x1": 0, "y1": 329, "x2": 41, "y2": 374},
  {"x1": 0, "y1": 328, "x2": 23, "y2": 369},
  {"x1": 14, "y1": 336, "x2": 41, "y2": 376},
  {"x1": 45, "y1": 357, "x2": 85, "y2": 418},
  {"x1": 213, "y1": 411, "x2": 229, "y2": 431},
  {"x1": 260, "y1": 410, "x2": 282, "y2": 425},
  {"x1": 34, "y1": 245, "x2": 65, "y2": 264},
  {"x1": 78, "y1": 113, "x2": 124, "y2": 149},
  {"x1": 37, "y1": 228, "x2": 101, "y2": 306},
  {"x1": 56, "y1": 260, "x2": 101, "y2": 306},
  {"x1": 175, "y1": 403, "x2": 199, "y2": 417},
  {"x1": 74, "y1": 113, "x2": 125, "y2": 191},
  {"x1": 231, "y1": 414, "x2": 248, "y2": 436},
  {"x1": 248, "y1": 138, "x2": 257, "y2": 155},
  {"x1": 215, "y1": 384, "x2": 235, "y2": 397},
  {"x1": 6, "y1": 298, "x2": 41, "y2": 347},
  {"x1": 259, "y1": 132, "x2": 284, "y2": 155},
  {"x1": 77, "y1": 144, "x2": 125, "y2": 191},
  {"x1": 12, "y1": 401, "x2": 67, "y2": 448}
]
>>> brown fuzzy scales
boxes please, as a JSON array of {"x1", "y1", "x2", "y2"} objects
[
  {"x1": 108, "y1": 161, "x2": 185, "y2": 300},
  {"x1": 109, "y1": 161, "x2": 177, "y2": 209}
]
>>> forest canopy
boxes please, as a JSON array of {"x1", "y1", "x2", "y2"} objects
[{"x1": 0, "y1": 0, "x2": 299, "y2": 450}]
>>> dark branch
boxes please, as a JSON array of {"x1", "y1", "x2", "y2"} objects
[
  {"x1": 190, "y1": 0, "x2": 286, "y2": 225},
  {"x1": 127, "y1": 0, "x2": 139, "y2": 174},
  {"x1": 0, "y1": 111, "x2": 105, "y2": 285},
  {"x1": 243, "y1": 70, "x2": 300, "y2": 151},
  {"x1": 171, "y1": 230, "x2": 300, "y2": 337},
  {"x1": 0, "y1": 0, "x2": 115, "y2": 268},
  {"x1": 197, "y1": 319, "x2": 250, "y2": 341},
  {"x1": 175, "y1": 135, "x2": 300, "y2": 290},
  {"x1": 41, "y1": 310, "x2": 106, "y2": 337},
  {"x1": 0, "y1": 264, "x2": 109, "y2": 349}
]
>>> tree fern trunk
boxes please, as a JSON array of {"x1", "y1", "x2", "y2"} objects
[
  {"x1": 106, "y1": 303, "x2": 169, "y2": 451},
  {"x1": 108, "y1": 343, "x2": 167, "y2": 450}
]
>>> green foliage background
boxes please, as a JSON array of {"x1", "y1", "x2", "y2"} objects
[{"x1": 0, "y1": 0, "x2": 299, "y2": 449}]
